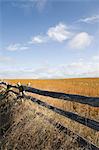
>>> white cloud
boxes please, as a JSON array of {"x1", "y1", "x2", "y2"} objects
[
  {"x1": 29, "y1": 35, "x2": 47, "y2": 44},
  {"x1": 19, "y1": 46, "x2": 29, "y2": 50},
  {"x1": 69, "y1": 32, "x2": 93, "y2": 50},
  {"x1": 47, "y1": 23, "x2": 72, "y2": 42},
  {"x1": 67, "y1": 61, "x2": 91, "y2": 72},
  {"x1": 92, "y1": 55, "x2": 99, "y2": 61},
  {"x1": 60, "y1": 59, "x2": 99, "y2": 78},
  {"x1": 78, "y1": 14, "x2": 99, "y2": 23},
  {"x1": 29, "y1": 23, "x2": 72, "y2": 44},
  {"x1": 6, "y1": 44, "x2": 20, "y2": 51},
  {"x1": 5, "y1": 23, "x2": 94, "y2": 50},
  {"x1": 6, "y1": 43, "x2": 29, "y2": 51},
  {"x1": 0, "y1": 56, "x2": 12, "y2": 63},
  {"x1": 1, "y1": 58, "x2": 99, "y2": 78}
]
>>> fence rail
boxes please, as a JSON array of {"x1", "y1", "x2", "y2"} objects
[
  {"x1": 0, "y1": 82, "x2": 99, "y2": 107},
  {"x1": 25, "y1": 95, "x2": 99, "y2": 131},
  {"x1": 33, "y1": 109, "x2": 99, "y2": 150},
  {"x1": 0, "y1": 81, "x2": 99, "y2": 149},
  {"x1": 0, "y1": 81, "x2": 99, "y2": 130},
  {"x1": 23, "y1": 85, "x2": 99, "y2": 107}
]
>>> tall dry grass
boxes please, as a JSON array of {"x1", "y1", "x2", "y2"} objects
[
  {"x1": 0, "y1": 92, "x2": 87, "y2": 150},
  {"x1": 6, "y1": 78, "x2": 99, "y2": 96},
  {"x1": 3, "y1": 78, "x2": 99, "y2": 147}
]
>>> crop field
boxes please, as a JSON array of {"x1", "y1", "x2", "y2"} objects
[{"x1": 1, "y1": 78, "x2": 99, "y2": 148}]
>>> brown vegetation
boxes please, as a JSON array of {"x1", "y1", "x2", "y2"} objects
[
  {"x1": 0, "y1": 91, "x2": 90, "y2": 150},
  {"x1": 1, "y1": 78, "x2": 99, "y2": 149},
  {"x1": 6, "y1": 78, "x2": 99, "y2": 97}
]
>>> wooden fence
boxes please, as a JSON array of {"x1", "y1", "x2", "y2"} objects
[
  {"x1": 0, "y1": 81, "x2": 99, "y2": 130},
  {"x1": 0, "y1": 81, "x2": 99, "y2": 149}
]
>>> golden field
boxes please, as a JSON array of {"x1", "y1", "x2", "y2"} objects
[
  {"x1": 4, "y1": 78, "x2": 99, "y2": 122},
  {"x1": 1, "y1": 78, "x2": 99, "y2": 147},
  {"x1": 5, "y1": 78, "x2": 99, "y2": 96},
  {"x1": 1, "y1": 92, "x2": 93, "y2": 150}
]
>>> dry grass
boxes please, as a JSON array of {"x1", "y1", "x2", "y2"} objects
[
  {"x1": 0, "y1": 92, "x2": 87, "y2": 150},
  {"x1": 29, "y1": 93, "x2": 99, "y2": 121},
  {"x1": 6, "y1": 78, "x2": 99, "y2": 97},
  {"x1": 25, "y1": 92, "x2": 99, "y2": 147},
  {"x1": 1, "y1": 78, "x2": 99, "y2": 147}
]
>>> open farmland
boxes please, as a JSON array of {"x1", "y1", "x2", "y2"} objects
[
  {"x1": 0, "y1": 78, "x2": 99, "y2": 149},
  {"x1": 6, "y1": 78, "x2": 99, "y2": 96}
]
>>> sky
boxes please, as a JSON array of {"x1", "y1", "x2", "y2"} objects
[{"x1": 0, "y1": 0, "x2": 99, "y2": 79}]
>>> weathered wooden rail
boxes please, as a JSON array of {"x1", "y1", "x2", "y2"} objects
[
  {"x1": 25, "y1": 95, "x2": 99, "y2": 131},
  {"x1": 0, "y1": 82, "x2": 99, "y2": 149},
  {"x1": 0, "y1": 82, "x2": 99, "y2": 131},
  {"x1": 0, "y1": 92, "x2": 98, "y2": 150},
  {"x1": 23, "y1": 85, "x2": 99, "y2": 107},
  {"x1": 0, "y1": 82, "x2": 99, "y2": 107},
  {"x1": 35, "y1": 111, "x2": 99, "y2": 150}
]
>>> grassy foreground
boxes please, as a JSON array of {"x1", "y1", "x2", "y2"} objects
[
  {"x1": 1, "y1": 78, "x2": 99, "y2": 147},
  {"x1": 1, "y1": 92, "x2": 92, "y2": 150}
]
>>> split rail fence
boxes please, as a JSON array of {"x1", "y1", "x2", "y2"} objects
[{"x1": 0, "y1": 81, "x2": 99, "y2": 149}]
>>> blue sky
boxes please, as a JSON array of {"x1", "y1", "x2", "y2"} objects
[{"x1": 0, "y1": 0, "x2": 99, "y2": 78}]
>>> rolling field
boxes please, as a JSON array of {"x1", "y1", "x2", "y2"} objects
[
  {"x1": 6, "y1": 78, "x2": 99, "y2": 97},
  {"x1": 1, "y1": 78, "x2": 99, "y2": 148}
]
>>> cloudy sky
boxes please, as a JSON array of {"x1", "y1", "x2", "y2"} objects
[{"x1": 0, "y1": 0, "x2": 99, "y2": 78}]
